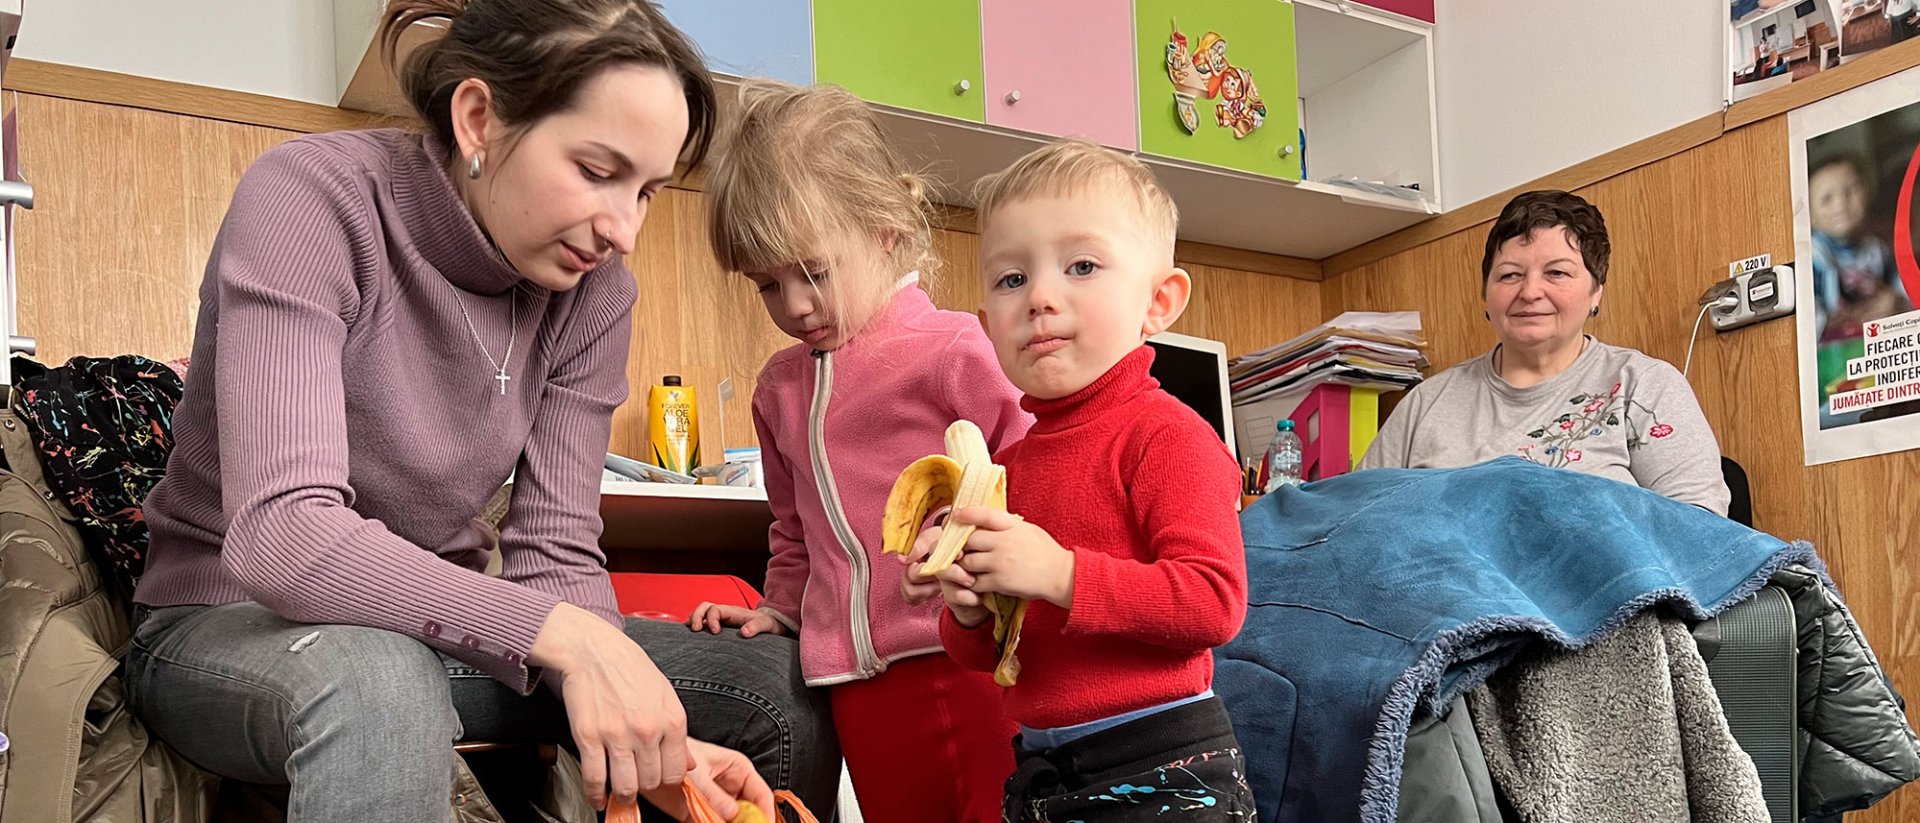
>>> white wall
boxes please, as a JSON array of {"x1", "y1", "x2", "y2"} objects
[
  {"x1": 16, "y1": 0, "x2": 339, "y2": 105},
  {"x1": 1433, "y1": 1, "x2": 1728, "y2": 209}
]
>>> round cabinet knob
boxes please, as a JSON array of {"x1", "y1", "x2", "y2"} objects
[
  {"x1": 1278, "y1": 145, "x2": 1297, "y2": 158},
  {"x1": 954, "y1": 79, "x2": 971, "y2": 95},
  {"x1": 1005, "y1": 90, "x2": 1022, "y2": 105}
]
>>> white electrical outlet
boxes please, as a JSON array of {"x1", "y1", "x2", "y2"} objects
[{"x1": 1710, "y1": 264, "x2": 1797, "y2": 333}]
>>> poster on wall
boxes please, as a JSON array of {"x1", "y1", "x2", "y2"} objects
[
  {"x1": 1790, "y1": 63, "x2": 1920, "y2": 464},
  {"x1": 1831, "y1": 0, "x2": 1920, "y2": 57},
  {"x1": 1731, "y1": 0, "x2": 1839, "y2": 103},
  {"x1": 1729, "y1": 0, "x2": 1919, "y2": 103}
]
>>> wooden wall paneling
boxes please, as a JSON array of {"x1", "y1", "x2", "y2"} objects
[
  {"x1": 614, "y1": 187, "x2": 791, "y2": 460},
  {"x1": 1807, "y1": 451, "x2": 1920, "y2": 653},
  {"x1": 13, "y1": 93, "x2": 296, "y2": 363},
  {"x1": 1318, "y1": 267, "x2": 1346, "y2": 320},
  {"x1": 1175, "y1": 240, "x2": 1323, "y2": 280},
  {"x1": 926, "y1": 227, "x2": 985, "y2": 311},
  {"x1": 1323, "y1": 228, "x2": 1490, "y2": 368},
  {"x1": 1174, "y1": 263, "x2": 1324, "y2": 363},
  {"x1": 1320, "y1": 111, "x2": 1729, "y2": 278},
  {"x1": 1576, "y1": 119, "x2": 1809, "y2": 547},
  {"x1": 4, "y1": 59, "x2": 393, "y2": 134}
]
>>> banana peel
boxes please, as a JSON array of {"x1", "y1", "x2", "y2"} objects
[{"x1": 881, "y1": 420, "x2": 1028, "y2": 686}]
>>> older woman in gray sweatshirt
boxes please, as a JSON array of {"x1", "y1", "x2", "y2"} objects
[{"x1": 1358, "y1": 189, "x2": 1730, "y2": 515}]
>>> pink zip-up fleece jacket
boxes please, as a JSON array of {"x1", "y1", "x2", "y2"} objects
[{"x1": 752, "y1": 283, "x2": 1031, "y2": 686}]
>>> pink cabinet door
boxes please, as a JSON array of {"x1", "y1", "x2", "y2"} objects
[
  {"x1": 981, "y1": 0, "x2": 1136, "y2": 150},
  {"x1": 1353, "y1": 0, "x2": 1433, "y2": 23}
]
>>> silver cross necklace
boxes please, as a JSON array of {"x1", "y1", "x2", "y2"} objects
[{"x1": 445, "y1": 282, "x2": 517, "y2": 395}]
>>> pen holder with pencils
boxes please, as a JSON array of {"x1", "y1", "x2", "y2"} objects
[{"x1": 1242, "y1": 383, "x2": 1387, "y2": 493}]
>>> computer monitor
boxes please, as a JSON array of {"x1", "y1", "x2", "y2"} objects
[{"x1": 1146, "y1": 331, "x2": 1236, "y2": 456}]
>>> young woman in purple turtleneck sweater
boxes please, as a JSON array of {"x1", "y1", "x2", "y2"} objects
[{"x1": 122, "y1": 2, "x2": 834, "y2": 820}]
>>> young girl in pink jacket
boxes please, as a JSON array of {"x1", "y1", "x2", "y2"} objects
[{"x1": 688, "y1": 79, "x2": 1030, "y2": 823}]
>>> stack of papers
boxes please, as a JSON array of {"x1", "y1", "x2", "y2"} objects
[{"x1": 1229, "y1": 311, "x2": 1428, "y2": 406}]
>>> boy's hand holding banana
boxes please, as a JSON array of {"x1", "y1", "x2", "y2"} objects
[{"x1": 884, "y1": 421, "x2": 1075, "y2": 687}]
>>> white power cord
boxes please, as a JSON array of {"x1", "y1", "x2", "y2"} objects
[{"x1": 1684, "y1": 294, "x2": 1741, "y2": 378}]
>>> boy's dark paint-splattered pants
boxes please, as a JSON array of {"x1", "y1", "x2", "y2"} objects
[{"x1": 1005, "y1": 697, "x2": 1257, "y2": 823}]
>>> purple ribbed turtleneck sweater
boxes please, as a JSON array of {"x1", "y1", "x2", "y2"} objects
[{"x1": 137, "y1": 129, "x2": 633, "y2": 693}]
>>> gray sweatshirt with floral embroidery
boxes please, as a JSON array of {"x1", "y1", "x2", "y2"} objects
[{"x1": 1358, "y1": 338, "x2": 1731, "y2": 514}]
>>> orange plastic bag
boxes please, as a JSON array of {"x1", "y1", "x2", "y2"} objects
[{"x1": 606, "y1": 786, "x2": 818, "y2": 823}]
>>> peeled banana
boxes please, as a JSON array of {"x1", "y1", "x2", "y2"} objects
[{"x1": 882, "y1": 420, "x2": 1028, "y2": 686}]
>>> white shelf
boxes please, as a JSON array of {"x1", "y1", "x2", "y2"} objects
[
  {"x1": 600, "y1": 479, "x2": 766, "y2": 502},
  {"x1": 1294, "y1": 0, "x2": 1441, "y2": 215},
  {"x1": 868, "y1": 99, "x2": 1437, "y2": 261},
  {"x1": 1294, "y1": 179, "x2": 1433, "y2": 211},
  {"x1": 1294, "y1": 0, "x2": 1427, "y2": 99}
]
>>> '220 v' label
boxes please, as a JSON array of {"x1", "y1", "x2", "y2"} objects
[{"x1": 1730, "y1": 254, "x2": 1771, "y2": 276}]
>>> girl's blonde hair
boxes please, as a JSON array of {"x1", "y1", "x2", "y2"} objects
[{"x1": 706, "y1": 79, "x2": 936, "y2": 334}]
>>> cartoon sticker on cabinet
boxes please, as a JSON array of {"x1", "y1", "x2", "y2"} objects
[
  {"x1": 1164, "y1": 27, "x2": 1205, "y2": 134},
  {"x1": 1215, "y1": 66, "x2": 1266, "y2": 138},
  {"x1": 1164, "y1": 19, "x2": 1264, "y2": 140}
]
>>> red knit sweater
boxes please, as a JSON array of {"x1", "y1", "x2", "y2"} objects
[{"x1": 939, "y1": 346, "x2": 1247, "y2": 728}]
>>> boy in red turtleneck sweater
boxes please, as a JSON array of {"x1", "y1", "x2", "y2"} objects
[{"x1": 901, "y1": 139, "x2": 1253, "y2": 822}]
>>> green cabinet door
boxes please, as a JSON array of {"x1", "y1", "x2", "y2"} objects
[
  {"x1": 814, "y1": 0, "x2": 986, "y2": 122},
  {"x1": 1136, "y1": 0, "x2": 1300, "y2": 180}
]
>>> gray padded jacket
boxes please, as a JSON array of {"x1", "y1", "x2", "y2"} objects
[{"x1": 1773, "y1": 564, "x2": 1919, "y2": 817}]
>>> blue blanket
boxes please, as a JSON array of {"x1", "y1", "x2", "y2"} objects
[{"x1": 1213, "y1": 457, "x2": 1815, "y2": 823}]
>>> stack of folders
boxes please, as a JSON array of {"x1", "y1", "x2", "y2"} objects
[{"x1": 1228, "y1": 311, "x2": 1428, "y2": 407}]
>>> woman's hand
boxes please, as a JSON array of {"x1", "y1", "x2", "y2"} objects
[
  {"x1": 639, "y1": 739, "x2": 777, "y2": 823},
  {"x1": 531, "y1": 602, "x2": 690, "y2": 811},
  {"x1": 687, "y1": 602, "x2": 789, "y2": 638}
]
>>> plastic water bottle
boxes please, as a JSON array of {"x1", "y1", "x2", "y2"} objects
[{"x1": 1264, "y1": 419, "x2": 1304, "y2": 492}]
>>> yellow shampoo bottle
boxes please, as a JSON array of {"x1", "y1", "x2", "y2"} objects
[{"x1": 648, "y1": 375, "x2": 700, "y2": 474}]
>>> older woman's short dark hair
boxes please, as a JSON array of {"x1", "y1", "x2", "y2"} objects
[{"x1": 1480, "y1": 190, "x2": 1611, "y2": 288}]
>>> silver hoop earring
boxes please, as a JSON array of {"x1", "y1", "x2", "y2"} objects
[{"x1": 467, "y1": 152, "x2": 484, "y2": 180}]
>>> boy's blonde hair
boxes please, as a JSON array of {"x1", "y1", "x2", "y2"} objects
[
  {"x1": 706, "y1": 79, "x2": 936, "y2": 332},
  {"x1": 972, "y1": 139, "x2": 1180, "y2": 262}
]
